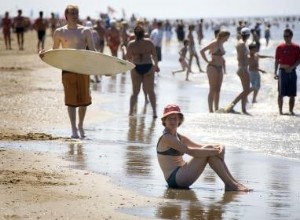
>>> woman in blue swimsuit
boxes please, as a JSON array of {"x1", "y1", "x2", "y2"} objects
[
  {"x1": 123, "y1": 25, "x2": 159, "y2": 118},
  {"x1": 157, "y1": 104, "x2": 251, "y2": 191}
]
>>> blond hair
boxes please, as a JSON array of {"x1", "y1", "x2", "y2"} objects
[{"x1": 217, "y1": 30, "x2": 230, "y2": 40}]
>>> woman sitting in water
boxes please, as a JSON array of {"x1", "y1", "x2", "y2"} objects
[
  {"x1": 200, "y1": 30, "x2": 230, "y2": 112},
  {"x1": 157, "y1": 104, "x2": 251, "y2": 191}
]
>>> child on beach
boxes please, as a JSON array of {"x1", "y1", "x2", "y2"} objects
[
  {"x1": 172, "y1": 39, "x2": 189, "y2": 78},
  {"x1": 248, "y1": 43, "x2": 273, "y2": 103}
]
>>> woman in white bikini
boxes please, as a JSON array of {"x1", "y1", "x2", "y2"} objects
[
  {"x1": 200, "y1": 30, "x2": 230, "y2": 112},
  {"x1": 225, "y1": 27, "x2": 254, "y2": 114},
  {"x1": 157, "y1": 104, "x2": 251, "y2": 191}
]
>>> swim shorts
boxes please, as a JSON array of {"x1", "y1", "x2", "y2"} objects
[
  {"x1": 62, "y1": 71, "x2": 91, "y2": 107},
  {"x1": 249, "y1": 71, "x2": 261, "y2": 90},
  {"x1": 155, "y1": 46, "x2": 162, "y2": 62},
  {"x1": 278, "y1": 68, "x2": 297, "y2": 97}
]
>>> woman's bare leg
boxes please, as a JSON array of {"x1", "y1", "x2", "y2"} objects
[
  {"x1": 143, "y1": 70, "x2": 157, "y2": 117},
  {"x1": 214, "y1": 71, "x2": 224, "y2": 111},
  {"x1": 207, "y1": 66, "x2": 223, "y2": 112},
  {"x1": 208, "y1": 156, "x2": 249, "y2": 191},
  {"x1": 129, "y1": 71, "x2": 142, "y2": 116},
  {"x1": 176, "y1": 157, "x2": 209, "y2": 187}
]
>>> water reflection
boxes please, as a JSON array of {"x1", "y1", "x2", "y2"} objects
[
  {"x1": 155, "y1": 188, "x2": 241, "y2": 219},
  {"x1": 125, "y1": 115, "x2": 156, "y2": 176},
  {"x1": 119, "y1": 73, "x2": 127, "y2": 94},
  {"x1": 268, "y1": 162, "x2": 292, "y2": 219},
  {"x1": 66, "y1": 142, "x2": 86, "y2": 169}
]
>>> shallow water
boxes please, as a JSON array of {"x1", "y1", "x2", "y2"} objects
[{"x1": 2, "y1": 19, "x2": 300, "y2": 219}]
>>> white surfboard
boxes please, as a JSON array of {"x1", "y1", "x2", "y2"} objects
[{"x1": 39, "y1": 49, "x2": 135, "y2": 76}]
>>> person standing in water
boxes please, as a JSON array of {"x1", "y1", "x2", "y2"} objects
[
  {"x1": 274, "y1": 28, "x2": 300, "y2": 115},
  {"x1": 186, "y1": 24, "x2": 204, "y2": 80},
  {"x1": 123, "y1": 25, "x2": 159, "y2": 118},
  {"x1": 225, "y1": 27, "x2": 254, "y2": 114},
  {"x1": 200, "y1": 30, "x2": 230, "y2": 112},
  {"x1": 248, "y1": 43, "x2": 273, "y2": 103},
  {"x1": 157, "y1": 104, "x2": 251, "y2": 191}
]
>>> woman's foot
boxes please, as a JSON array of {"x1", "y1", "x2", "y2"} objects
[
  {"x1": 225, "y1": 183, "x2": 252, "y2": 192},
  {"x1": 225, "y1": 103, "x2": 235, "y2": 113}
]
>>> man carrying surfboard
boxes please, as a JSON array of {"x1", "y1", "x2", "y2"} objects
[{"x1": 51, "y1": 5, "x2": 96, "y2": 138}]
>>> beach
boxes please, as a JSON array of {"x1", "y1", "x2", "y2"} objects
[{"x1": 1, "y1": 20, "x2": 300, "y2": 220}]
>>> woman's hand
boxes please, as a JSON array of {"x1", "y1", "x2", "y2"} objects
[{"x1": 217, "y1": 145, "x2": 225, "y2": 160}]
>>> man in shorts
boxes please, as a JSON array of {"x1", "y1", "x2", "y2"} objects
[
  {"x1": 274, "y1": 28, "x2": 300, "y2": 115},
  {"x1": 33, "y1": 11, "x2": 48, "y2": 52},
  {"x1": 13, "y1": 9, "x2": 27, "y2": 50},
  {"x1": 51, "y1": 5, "x2": 96, "y2": 138}
]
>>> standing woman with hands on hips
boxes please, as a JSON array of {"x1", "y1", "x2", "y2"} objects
[{"x1": 200, "y1": 30, "x2": 230, "y2": 112}]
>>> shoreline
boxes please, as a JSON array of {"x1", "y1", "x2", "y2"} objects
[
  {"x1": 1, "y1": 27, "x2": 300, "y2": 219},
  {"x1": 0, "y1": 31, "x2": 164, "y2": 219},
  {"x1": 0, "y1": 147, "x2": 162, "y2": 220}
]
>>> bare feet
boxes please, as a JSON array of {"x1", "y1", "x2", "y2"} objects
[
  {"x1": 224, "y1": 103, "x2": 235, "y2": 113},
  {"x1": 71, "y1": 128, "x2": 79, "y2": 139},
  {"x1": 78, "y1": 125, "x2": 86, "y2": 138},
  {"x1": 225, "y1": 183, "x2": 252, "y2": 192}
]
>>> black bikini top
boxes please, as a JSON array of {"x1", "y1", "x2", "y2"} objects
[{"x1": 156, "y1": 131, "x2": 184, "y2": 156}]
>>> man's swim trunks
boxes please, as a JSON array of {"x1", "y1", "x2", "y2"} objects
[{"x1": 62, "y1": 71, "x2": 91, "y2": 107}]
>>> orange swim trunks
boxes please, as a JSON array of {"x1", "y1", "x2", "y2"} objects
[{"x1": 62, "y1": 71, "x2": 91, "y2": 107}]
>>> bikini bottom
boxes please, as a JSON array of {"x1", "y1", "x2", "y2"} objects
[
  {"x1": 208, "y1": 63, "x2": 223, "y2": 74},
  {"x1": 135, "y1": 63, "x2": 153, "y2": 75}
]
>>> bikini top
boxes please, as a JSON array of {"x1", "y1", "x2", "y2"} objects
[
  {"x1": 156, "y1": 131, "x2": 184, "y2": 156},
  {"x1": 212, "y1": 43, "x2": 225, "y2": 56}
]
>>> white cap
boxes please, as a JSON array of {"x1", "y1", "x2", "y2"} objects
[
  {"x1": 85, "y1": 21, "x2": 93, "y2": 29},
  {"x1": 241, "y1": 27, "x2": 250, "y2": 36}
]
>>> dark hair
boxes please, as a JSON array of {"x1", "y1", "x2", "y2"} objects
[
  {"x1": 188, "y1": 24, "x2": 195, "y2": 30},
  {"x1": 284, "y1": 28, "x2": 293, "y2": 37},
  {"x1": 134, "y1": 25, "x2": 145, "y2": 40}
]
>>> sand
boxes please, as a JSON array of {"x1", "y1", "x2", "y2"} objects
[
  {"x1": 0, "y1": 31, "x2": 164, "y2": 220},
  {"x1": 1, "y1": 26, "x2": 300, "y2": 220}
]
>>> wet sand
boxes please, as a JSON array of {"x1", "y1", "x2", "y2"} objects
[
  {"x1": 1, "y1": 27, "x2": 300, "y2": 220},
  {"x1": 0, "y1": 31, "x2": 163, "y2": 219}
]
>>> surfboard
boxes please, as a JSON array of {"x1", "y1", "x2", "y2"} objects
[{"x1": 39, "y1": 49, "x2": 135, "y2": 76}]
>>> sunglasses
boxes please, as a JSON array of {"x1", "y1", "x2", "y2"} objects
[{"x1": 284, "y1": 35, "x2": 291, "y2": 38}]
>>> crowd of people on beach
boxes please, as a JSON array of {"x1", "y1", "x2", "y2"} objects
[
  {"x1": 2, "y1": 7, "x2": 300, "y2": 134},
  {"x1": 1, "y1": 6, "x2": 300, "y2": 190}
]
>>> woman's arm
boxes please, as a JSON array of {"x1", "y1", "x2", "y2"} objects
[
  {"x1": 162, "y1": 134, "x2": 222, "y2": 158},
  {"x1": 150, "y1": 42, "x2": 160, "y2": 72},
  {"x1": 200, "y1": 42, "x2": 213, "y2": 63}
]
